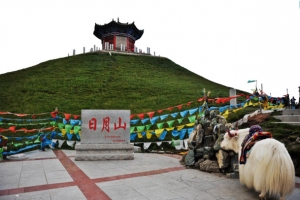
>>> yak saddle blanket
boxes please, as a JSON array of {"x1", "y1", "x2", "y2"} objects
[{"x1": 240, "y1": 132, "x2": 273, "y2": 164}]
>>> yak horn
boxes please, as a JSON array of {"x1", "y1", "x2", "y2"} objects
[{"x1": 227, "y1": 129, "x2": 237, "y2": 137}]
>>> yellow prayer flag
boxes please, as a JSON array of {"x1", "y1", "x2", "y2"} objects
[
  {"x1": 137, "y1": 132, "x2": 144, "y2": 138},
  {"x1": 185, "y1": 122, "x2": 195, "y2": 127},
  {"x1": 155, "y1": 129, "x2": 165, "y2": 138},
  {"x1": 165, "y1": 127, "x2": 175, "y2": 131},
  {"x1": 176, "y1": 125, "x2": 185, "y2": 131},
  {"x1": 146, "y1": 130, "x2": 153, "y2": 139}
]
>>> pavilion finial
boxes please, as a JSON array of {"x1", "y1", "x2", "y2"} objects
[{"x1": 117, "y1": 17, "x2": 119, "y2": 22}]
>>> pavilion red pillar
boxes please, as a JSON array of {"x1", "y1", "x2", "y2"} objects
[{"x1": 113, "y1": 35, "x2": 116, "y2": 50}]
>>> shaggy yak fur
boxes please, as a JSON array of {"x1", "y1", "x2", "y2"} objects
[{"x1": 220, "y1": 128, "x2": 295, "y2": 200}]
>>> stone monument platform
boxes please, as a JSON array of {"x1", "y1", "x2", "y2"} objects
[{"x1": 75, "y1": 143, "x2": 134, "y2": 160}]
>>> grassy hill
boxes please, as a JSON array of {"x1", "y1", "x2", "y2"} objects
[{"x1": 0, "y1": 52, "x2": 248, "y2": 114}]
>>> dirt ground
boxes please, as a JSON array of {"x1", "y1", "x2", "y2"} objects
[{"x1": 246, "y1": 113, "x2": 271, "y2": 125}]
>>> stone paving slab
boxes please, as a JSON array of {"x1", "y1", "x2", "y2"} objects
[
  {"x1": 0, "y1": 186, "x2": 86, "y2": 200},
  {"x1": 71, "y1": 153, "x2": 179, "y2": 179},
  {"x1": 0, "y1": 149, "x2": 299, "y2": 200}
]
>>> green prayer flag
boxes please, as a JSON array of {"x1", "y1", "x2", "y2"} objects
[
  {"x1": 14, "y1": 143, "x2": 23, "y2": 147},
  {"x1": 136, "y1": 126, "x2": 145, "y2": 132},
  {"x1": 130, "y1": 126, "x2": 135, "y2": 133},
  {"x1": 34, "y1": 137, "x2": 41, "y2": 144},
  {"x1": 177, "y1": 118, "x2": 184, "y2": 124},
  {"x1": 58, "y1": 123, "x2": 65, "y2": 130},
  {"x1": 65, "y1": 125, "x2": 73, "y2": 133},
  {"x1": 50, "y1": 121, "x2": 56, "y2": 126},
  {"x1": 188, "y1": 115, "x2": 196, "y2": 123},
  {"x1": 156, "y1": 122, "x2": 164, "y2": 129},
  {"x1": 172, "y1": 138, "x2": 180, "y2": 147},
  {"x1": 166, "y1": 120, "x2": 175, "y2": 128},
  {"x1": 74, "y1": 126, "x2": 81, "y2": 134},
  {"x1": 145, "y1": 124, "x2": 152, "y2": 130}
]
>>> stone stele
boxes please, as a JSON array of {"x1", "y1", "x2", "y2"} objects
[{"x1": 75, "y1": 110, "x2": 134, "y2": 160}]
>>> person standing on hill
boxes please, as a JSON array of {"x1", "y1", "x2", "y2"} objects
[{"x1": 291, "y1": 96, "x2": 296, "y2": 109}]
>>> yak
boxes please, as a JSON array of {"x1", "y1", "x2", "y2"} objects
[{"x1": 220, "y1": 127, "x2": 295, "y2": 200}]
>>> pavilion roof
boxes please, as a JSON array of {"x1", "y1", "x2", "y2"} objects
[{"x1": 93, "y1": 19, "x2": 144, "y2": 41}]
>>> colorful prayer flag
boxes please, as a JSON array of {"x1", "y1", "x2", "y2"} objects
[{"x1": 247, "y1": 80, "x2": 256, "y2": 83}]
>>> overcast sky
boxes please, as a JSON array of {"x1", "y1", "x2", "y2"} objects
[{"x1": 1, "y1": 0, "x2": 300, "y2": 100}]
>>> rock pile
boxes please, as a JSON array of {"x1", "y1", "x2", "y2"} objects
[{"x1": 180, "y1": 110, "x2": 239, "y2": 177}]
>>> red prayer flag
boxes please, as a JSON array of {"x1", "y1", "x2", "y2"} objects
[
  {"x1": 147, "y1": 112, "x2": 155, "y2": 119},
  {"x1": 15, "y1": 114, "x2": 28, "y2": 117},
  {"x1": 64, "y1": 113, "x2": 71, "y2": 121},
  {"x1": 187, "y1": 101, "x2": 193, "y2": 106},
  {"x1": 73, "y1": 115, "x2": 80, "y2": 120},
  {"x1": 215, "y1": 98, "x2": 222, "y2": 104},
  {"x1": 176, "y1": 105, "x2": 183, "y2": 110},
  {"x1": 137, "y1": 113, "x2": 145, "y2": 119},
  {"x1": 51, "y1": 111, "x2": 58, "y2": 118},
  {"x1": 197, "y1": 98, "x2": 204, "y2": 102},
  {"x1": 9, "y1": 126, "x2": 16, "y2": 133},
  {"x1": 166, "y1": 107, "x2": 173, "y2": 111}
]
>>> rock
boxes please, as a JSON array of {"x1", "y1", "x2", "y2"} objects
[
  {"x1": 215, "y1": 149, "x2": 230, "y2": 169},
  {"x1": 203, "y1": 146, "x2": 214, "y2": 159},
  {"x1": 226, "y1": 171, "x2": 239, "y2": 179},
  {"x1": 229, "y1": 153, "x2": 239, "y2": 172},
  {"x1": 179, "y1": 154, "x2": 186, "y2": 165},
  {"x1": 213, "y1": 134, "x2": 224, "y2": 151},
  {"x1": 199, "y1": 159, "x2": 220, "y2": 173},
  {"x1": 184, "y1": 149, "x2": 195, "y2": 166},
  {"x1": 194, "y1": 158, "x2": 205, "y2": 168},
  {"x1": 203, "y1": 135, "x2": 214, "y2": 147}
]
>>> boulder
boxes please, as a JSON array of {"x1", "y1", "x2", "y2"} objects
[{"x1": 199, "y1": 159, "x2": 220, "y2": 173}]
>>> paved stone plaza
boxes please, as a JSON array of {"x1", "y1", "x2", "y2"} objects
[{"x1": 0, "y1": 149, "x2": 299, "y2": 200}]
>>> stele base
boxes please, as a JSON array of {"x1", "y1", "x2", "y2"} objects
[{"x1": 75, "y1": 143, "x2": 134, "y2": 161}]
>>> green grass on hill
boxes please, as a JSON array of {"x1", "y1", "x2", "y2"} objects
[{"x1": 0, "y1": 52, "x2": 249, "y2": 114}]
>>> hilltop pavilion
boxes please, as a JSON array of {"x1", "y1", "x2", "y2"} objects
[{"x1": 93, "y1": 18, "x2": 144, "y2": 52}]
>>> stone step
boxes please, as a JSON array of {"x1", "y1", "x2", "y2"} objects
[
  {"x1": 282, "y1": 109, "x2": 300, "y2": 115},
  {"x1": 273, "y1": 115, "x2": 300, "y2": 122},
  {"x1": 271, "y1": 122, "x2": 300, "y2": 126}
]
